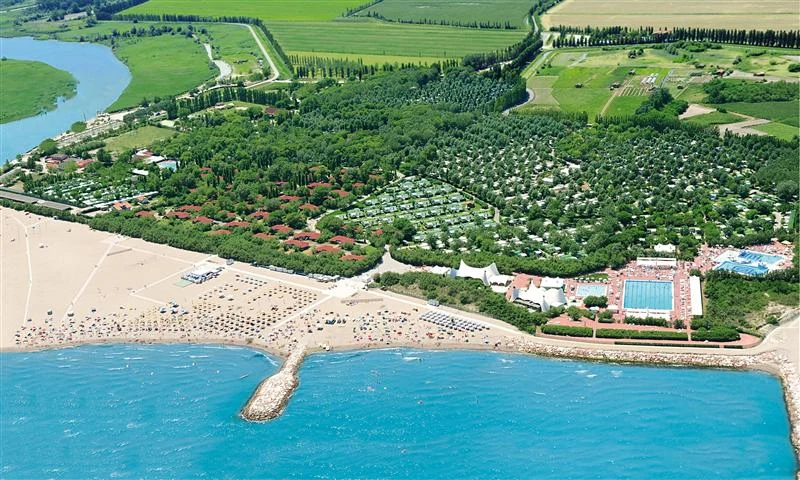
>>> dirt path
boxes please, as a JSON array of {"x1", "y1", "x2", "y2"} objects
[
  {"x1": 718, "y1": 116, "x2": 770, "y2": 137},
  {"x1": 202, "y1": 43, "x2": 232, "y2": 81},
  {"x1": 678, "y1": 103, "x2": 715, "y2": 120},
  {"x1": 502, "y1": 88, "x2": 535, "y2": 116},
  {"x1": 242, "y1": 24, "x2": 280, "y2": 86}
]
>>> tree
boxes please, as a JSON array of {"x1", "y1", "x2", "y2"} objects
[{"x1": 97, "y1": 148, "x2": 112, "y2": 166}]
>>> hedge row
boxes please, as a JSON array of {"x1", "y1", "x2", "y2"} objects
[
  {"x1": 596, "y1": 329, "x2": 689, "y2": 341},
  {"x1": 692, "y1": 327, "x2": 740, "y2": 342},
  {"x1": 541, "y1": 325, "x2": 593, "y2": 337},
  {"x1": 624, "y1": 316, "x2": 669, "y2": 327}
]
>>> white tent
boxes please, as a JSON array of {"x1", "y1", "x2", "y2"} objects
[{"x1": 455, "y1": 260, "x2": 505, "y2": 286}]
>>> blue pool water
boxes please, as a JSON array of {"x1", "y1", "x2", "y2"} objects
[
  {"x1": 1, "y1": 345, "x2": 796, "y2": 479},
  {"x1": 623, "y1": 280, "x2": 673, "y2": 311},
  {"x1": 0, "y1": 37, "x2": 131, "y2": 163},
  {"x1": 576, "y1": 284, "x2": 607, "y2": 297},
  {"x1": 716, "y1": 261, "x2": 770, "y2": 277},
  {"x1": 739, "y1": 250, "x2": 784, "y2": 265}
]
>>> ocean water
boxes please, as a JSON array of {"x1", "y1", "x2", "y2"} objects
[
  {"x1": 0, "y1": 345, "x2": 796, "y2": 479},
  {"x1": 0, "y1": 37, "x2": 131, "y2": 162}
]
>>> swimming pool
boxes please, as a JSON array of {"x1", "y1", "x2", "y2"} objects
[
  {"x1": 623, "y1": 280, "x2": 673, "y2": 311},
  {"x1": 576, "y1": 285, "x2": 607, "y2": 297},
  {"x1": 715, "y1": 261, "x2": 769, "y2": 277},
  {"x1": 738, "y1": 250, "x2": 783, "y2": 265}
]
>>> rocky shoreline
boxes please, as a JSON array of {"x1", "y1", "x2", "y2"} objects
[{"x1": 240, "y1": 344, "x2": 307, "y2": 422}]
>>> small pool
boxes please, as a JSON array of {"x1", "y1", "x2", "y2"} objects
[
  {"x1": 715, "y1": 261, "x2": 769, "y2": 277},
  {"x1": 576, "y1": 284, "x2": 607, "y2": 297},
  {"x1": 157, "y1": 160, "x2": 177, "y2": 171},
  {"x1": 738, "y1": 250, "x2": 783, "y2": 265},
  {"x1": 623, "y1": 280, "x2": 673, "y2": 311}
]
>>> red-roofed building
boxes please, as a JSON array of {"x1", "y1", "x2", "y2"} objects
[
  {"x1": 178, "y1": 205, "x2": 202, "y2": 212},
  {"x1": 372, "y1": 229, "x2": 384, "y2": 237},
  {"x1": 271, "y1": 224, "x2": 293, "y2": 234},
  {"x1": 331, "y1": 189, "x2": 351, "y2": 198},
  {"x1": 193, "y1": 216, "x2": 214, "y2": 225},
  {"x1": 283, "y1": 239, "x2": 310, "y2": 250},
  {"x1": 112, "y1": 201, "x2": 132, "y2": 211},
  {"x1": 226, "y1": 221, "x2": 251, "y2": 228},
  {"x1": 264, "y1": 107, "x2": 278, "y2": 117},
  {"x1": 253, "y1": 232, "x2": 275, "y2": 241},
  {"x1": 299, "y1": 203, "x2": 319, "y2": 212},
  {"x1": 330, "y1": 235, "x2": 355, "y2": 245},
  {"x1": 250, "y1": 211, "x2": 270, "y2": 219},
  {"x1": 135, "y1": 210, "x2": 154, "y2": 218},
  {"x1": 315, "y1": 244, "x2": 340, "y2": 254},
  {"x1": 353, "y1": 182, "x2": 365, "y2": 188},
  {"x1": 208, "y1": 229, "x2": 232, "y2": 236},
  {"x1": 294, "y1": 231, "x2": 321, "y2": 241},
  {"x1": 225, "y1": 212, "x2": 236, "y2": 218},
  {"x1": 341, "y1": 254, "x2": 366, "y2": 261},
  {"x1": 278, "y1": 195, "x2": 301, "y2": 202},
  {"x1": 77, "y1": 159, "x2": 95, "y2": 169},
  {"x1": 167, "y1": 211, "x2": 191, "y2": 219},
  {"x1": 307, "y1": 182, "x2": 332, "y2": 189}
]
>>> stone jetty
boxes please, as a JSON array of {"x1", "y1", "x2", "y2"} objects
[{"x1": 241, "y1": 344, "x2": 307, "y2": 421}]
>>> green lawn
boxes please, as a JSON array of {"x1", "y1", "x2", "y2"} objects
[
  {"x1": 0, "y1": 58, "x2": 77, "y2": 123},
  {"x1": 203, "y1": 23, "x2": 266, "y2": 77},
  {"x1": 683, "y1": 111, "x2": 743, "y2": 126},
  {"x1": 718, "y1": 101, "x2": 800, "y2": 127},
  {"x1": 126, "y1": 0, "x2": 364, "y2": 21},
  {"x1": 751, "y1": 122, "x2": 799, "y2": 141},
  {"x1": 108, "y1": 35, "x2": 216, "y2": 110},
  {"x1": 359, "y1": 0, "x2": 533, "y2": 28},
  {"x1": 103, "y1": 126, "x2": 177, "y2": 153}
]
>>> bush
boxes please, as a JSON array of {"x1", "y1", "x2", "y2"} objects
[
  {"x1": 541, "y1": 325, "x2": 593, "y2": 337},
  {"x1": 582, "y1": 295, "x2": 608, "y2": 308},
  {"x1": 692, "y1": 327, "x2": 740, "y2": 342},
  {"x1": 596, "y1": 329, "x2": 688, "y2": 341},
  {"x1": 597, "y1": 310, "x2": 614, "y2": 323},
  {"x1": 624, "y1": 316, "x2": 669, "y2": 327}
]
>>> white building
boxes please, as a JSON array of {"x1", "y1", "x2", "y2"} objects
[
  {"x1": 540, "y1": 277, "x2": 565, "y2": 290},
  {"x1": 636, "y1": 257, "x2": 677, "y2": 268},
  {"x1": 689, "y1": 276, "x2": 703, "y2": 317},
  {"x1": 511, "y1": 285, "x2": 567, "y2": 312},
  {"x1": 182, "y1": 264, "x2": 223, "y2": 284},
  {"x1": 654, "y1": 244, "x2": 676, "y2": 253},
  {"x1": 455, "y1": 260, "x2": 512, "y2": 287}
]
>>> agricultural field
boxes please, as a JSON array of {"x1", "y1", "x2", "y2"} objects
[
  {"x1": 523, "y1": 45, "x2": 800, "y2": 123},
  {"x1": 268, "y1": 19, "x2": 526, "y2": 59},
  {"x1": 124, "y1": 1, "x2": 527, "y2": 64},
  {"x1": 752, "y1": 122, "x2": 799, "y2": 141},
  {"x1": 0, "y1": 59, "x2": 77, "y2": 123},
  {"x1": 682, "y1": 111, "x2": 743, "y2": 126},
  {"x1": 717, "y1": 101, "x2": 799, "y2": 127},
  {"x1": 103, "y1": 126, "x2": 177, "y2": 153},
  {"x1": 333, "y1": 176, "x2": 497, "y2": 247},
  {"x1": 541, "y1": 0, "x2": 800, "y2": 31},
  {"x1": 125, "y1": 0, "x2": 364, "y2": 22},
  {"x1": 358, "y1": 0, "x2": 533, "y2": 28}
]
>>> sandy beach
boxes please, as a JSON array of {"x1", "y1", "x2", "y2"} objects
[{"x1": 1, "y1": 206, "x2": 798, "y2": 457}]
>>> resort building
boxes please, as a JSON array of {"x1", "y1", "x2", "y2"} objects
[
  {"x1": 510, "y1": 285, "x2": 567, "y2": 312},
  {"x1": 182, "y1": 264, "x2": 223, "y2": 284},
  {"x1": 689, "y1": 276, "x2": 703, "y2": 317},
  {"x1": 636, "y1": 257, "x2": 677, "y2": 269},
  {"x1": 454, "y1": 261, "x2": 513, "y2": 287},
  {"x1": 712, "y1": 249, "x2": 786, "y2": 276}
]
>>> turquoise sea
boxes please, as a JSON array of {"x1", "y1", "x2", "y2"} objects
[{"x1": 0, "y1": 345, "x2": 796, "y2": 479}]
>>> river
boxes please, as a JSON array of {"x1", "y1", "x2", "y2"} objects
[
  {"x1": 0, "y1": 37, "x2": 131, "y2": 163},
  {"x1": 1, "y1": 344, "x2": 796, "y2": 478}
]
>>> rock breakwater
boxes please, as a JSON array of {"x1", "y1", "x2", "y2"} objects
[{"x1": 241, "y1": 344, "x2": 306, "y2": 421}]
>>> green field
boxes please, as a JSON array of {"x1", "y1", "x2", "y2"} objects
[
  {"x1": 124, "y1": 1, "x2": 527, "y2": 63},
  {"x1": 751, "y1": 122, "x2": 799, "y2": 141},
  {"x1": 202, "y1": 24, "x2": 266, "y2": 77},
  {"x1": 269, "y1": 19, "x2": 525, "y2": 58},
  {"x1": 103, "y1": 126, "x2": 177, "y2": 153},
  {"x1": 109, "y1": 36, "x2": 216, "y2": 110},
  {"x1": 126, "y1": 0, "x2": 364, "y2": 21},
  {"x1": 683, "y1": 111, "x2": 743, "y2": 126},
  {"x1": 359, "y1": 0, "x2": 533, "y2": 28},
  {"x1": 717, "y1": 101, "x2": 800, "y2": 127},
  {"x1": 604, "y1": 95, "x2": 647, "y2": 117},
  {"x1": 0, "y1": 59, "x2": 77, "y2": 123}
]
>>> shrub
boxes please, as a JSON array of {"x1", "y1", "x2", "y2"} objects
[
  {"x1": 692, "y1": 327, "x2": 740, "y2": 342},
  {"x1": 582, "y1": 295, "x2": 608, "y2": 308},
  {"x1": 596, "y1": 329, "x2": 688, "y2": 341},
  {"x1": 541, "y1": 325, "x2": 593, "y2": 337},
  {"x1": 624, "y1": 316, "x2": 669, "y2": 327}
]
